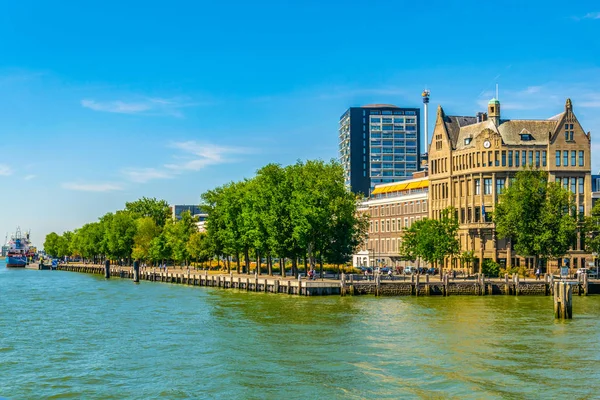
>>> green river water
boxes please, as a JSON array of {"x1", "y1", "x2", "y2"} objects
[{"x1": 1, "y1": 262, "x2": 599, "y2": 399}]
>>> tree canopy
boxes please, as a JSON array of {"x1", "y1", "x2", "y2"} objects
[{"x1": 494, "y1": 169, "x2": 578, "y2": 264}]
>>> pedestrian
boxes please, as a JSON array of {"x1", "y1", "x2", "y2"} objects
[
  {"x1": 535, "y1": 268, "x2": 540, "y2": 280},
  {"x1": 387, "y1": 269, "x2": 393, "y2": 280}
]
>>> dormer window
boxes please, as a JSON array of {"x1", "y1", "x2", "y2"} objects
[
  {"x1": 464, "y1": 138, "x2": 472, "y2": 145},
  {"x1": 520, "y1": 133, "x2": 533, "y2": 141}
]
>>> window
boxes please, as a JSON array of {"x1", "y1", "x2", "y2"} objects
[
  {"x1": 495, "y1": 151, "x2": 499, "y2": 166},
  {"x1": 556, "y1": 150, "x2": 561, "y2": 167},
  {"x1": 515, "y1": 151, "x2": 520, "y2": 167},
  {"x1": 464, "y1": 138, "x2": 472, "y2": 145},
  {"x1": 392, "y1": 219, "x2": 396, "y2": 232},
  {"x1": 542, "y1": 150, "x2": 547, "y2": 167},
  {"x1": 375, "y1": 221, "x2": 379, "y2": 232},
  {"x1": 556, "y1": 177, "x2": 561, "y2": 186},
  {"x1": 484, "y1": 178, "x2": 492, "y2": 195},
  {"x1": 571, "y1": 178, "x2": 576, "y2": 194},
  {"x1": 475, "y1": 179, "x2": 481, "y2": 195},
  {"x1": 496, "y1": 178, "x2": 505, "y2": 195},
  {"x1": 579, "y1": 151, "x2": 584, "y2": 167},
  {"x1": 502, "y1": 151, "x2": 506, "y2": 167},
  {"x1": 522, "y1": 151, "x2": 526, "y2": 167},
  {"x1": 579, "y1": 177, "x2": 584, "y2": 194},
  {"x1": 508, "y1": 151, "x2": 513, "y2": 167},
  {"x1": 535, "y1": 151, "x2": 540, "y2": 167},
  {"x1": 528, "y1": 151, "x2": 533, "y2": 166},
  {"x1": 563, "y1": 151, "x2": 568, "y2": 167},
  {"x1": 571, "y1": 150, "x2": 576, "y2": 166}
]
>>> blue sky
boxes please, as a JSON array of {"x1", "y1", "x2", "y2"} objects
[{"x1": 1, "y1": 0, "x2": 599, "y2": 248}]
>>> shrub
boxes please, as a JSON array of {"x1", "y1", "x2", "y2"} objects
[{"x1": 482, "y1": 259, "x2": 500, "y2": 277}]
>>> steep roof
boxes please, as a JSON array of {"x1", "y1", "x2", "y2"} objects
[
  {"x1": 442, "y1": 114, "x2": 478, "y2": 146},
  {"x1": 443, "y1": 110, "x2": 564, "y2": 149}
]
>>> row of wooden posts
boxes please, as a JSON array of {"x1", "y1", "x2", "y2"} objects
[{"x1": 94, "y1": 261, "x2": 575, "y2": 319}]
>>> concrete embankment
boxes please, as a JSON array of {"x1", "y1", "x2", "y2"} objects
[{"x1": 53, "y1": 264, "x2": 600, "y2": 297}]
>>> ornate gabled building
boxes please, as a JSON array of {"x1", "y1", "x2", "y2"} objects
[{"x1": 428, "y1": 98, "x2": 592, "y2": 273}]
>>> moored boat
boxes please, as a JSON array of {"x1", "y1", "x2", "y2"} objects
[{"x1": 5, "y1": 228, "x2": 33, "y2": 268}]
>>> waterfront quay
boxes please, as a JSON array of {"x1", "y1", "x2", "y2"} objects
[{"x1": 55, "y1": 264, "x2": 600, "y2": 297}]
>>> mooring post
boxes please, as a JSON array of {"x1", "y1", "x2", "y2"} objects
[
  {"x1": 133, "y1": 260, "x2": 139, "y2": 283},
  {"x1": 104, "y1": 260, "x2": 110, "y2": 279},
  {"x1": 340, "y1": 273, "x2": 346, "y2": 296},
  {"x1": 514, "y1": 273, "x2": 520, "y2": 296},
  {"x1": 415, "y1": 273, "x2": 420, "y2": 297},
  {"x1": 375, "y1": 273, "x2": 381, "y2": 296},
  {"x1": 443, "y1": 274, "x2": 449, "y2": 296},
  {"x1": 554, "y1": 281, "x2": 573, "y2": 319},
  {"x1": 583, "y1": 272, "x2": 588, "y2": 296}
]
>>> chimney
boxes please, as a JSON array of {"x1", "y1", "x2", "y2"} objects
[{"x1": 476, "y1": 112, "x2": 488, "y2": 123}]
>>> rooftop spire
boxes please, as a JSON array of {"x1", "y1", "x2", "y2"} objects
[{"x1": 565, "y1": 98, "x2": 572, "y2": 111}]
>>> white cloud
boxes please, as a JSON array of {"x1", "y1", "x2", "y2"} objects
[
  {"x1": 165, "y1": 141, "x2": 251, "y2": 171},
  {"x1": 24, "y1": 174, "x2": 36, "y2": 181},
  {"x1": 581, "y1": 12, "x2": 600, "y2": 20},
  {"x1": 61, "y1": 182, "x2": 123, "y2": 192},
  {"x1": 0, "y1": 164, "x2": 12, "y2": 176},
  {"x1": 519, "y1": 86, "x2": 542, "y2": 95},
  {"x1": 121, "y1": 167, "x2": 174, "y2": 183},
  {"x1": 81, "y1": 96, "x2": 203, "y2": 117}
]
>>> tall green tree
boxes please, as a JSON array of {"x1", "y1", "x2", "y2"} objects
[
  {"x1": 495, "y1": 169, "x2": 578, "y2": 267},
  {"x1": 584, "y1": 201, "x2": 600, "y2": 262},
  {"x1": 125, "y1": 197, "x2": 171, "y2": 227},
  {"x1": 132, "y1": 217, "x2": 162, "y2": 262},
  {"x1": 105, "y1": 211, "x2": 137, "y2": 262},
  {"x1": 164, "y1": 210, "x2": 197, "y2": 265},
  {"x1": 398, "y1": 207, "x2": 459, "y2": 269}
]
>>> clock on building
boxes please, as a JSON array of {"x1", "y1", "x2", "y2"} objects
[{"x1": 483, "y1": 140, "x2": 491, "y2": 149}]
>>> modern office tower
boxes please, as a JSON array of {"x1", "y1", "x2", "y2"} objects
[{"x1": 339, "y1": 104, "x2": 421, "y2": 196}]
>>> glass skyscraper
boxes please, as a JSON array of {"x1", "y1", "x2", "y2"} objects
[{"x1": 339, "y1": 104, "x2": 421, "y2": 196}]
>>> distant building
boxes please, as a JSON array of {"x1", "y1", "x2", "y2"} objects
[
  {"x1": 353, "y1": 172, "x2": 429, "y2": 269},
  {"x1": 170, "y1": 204, "x2": 208, "y2": 232},
  {"x1": 339, "y1": 104, "x2": 421, "y2": 196},
  {"x1": 592, "y1": 173, "x2": 600, "y2": 208}
]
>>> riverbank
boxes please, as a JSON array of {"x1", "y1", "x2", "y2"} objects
[{"x1": 54, "y1": 263, "x2": 600, "y2": 296}]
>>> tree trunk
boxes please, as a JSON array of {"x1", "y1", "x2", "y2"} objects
[
  {"x1": 319, "y1": 254, "x2": 324, "y2": 279},
  {"x1": 256, "y1": 250, "x2": 261, "y2": 275},
  {"x1": 280, "y1": 258, "x2": 285, "y2": 277},
  {"x1": 303, "y1": 255, "x2": 308, "y2": 275},
  {"x1": 236, "y1": 253, "x2": 241, "y2": 274},
  {"x1": 244, "y1": 248, "x2": 250, "y2": 274},
  {"x1": 267, "y1": 253, "x2": 273, "y2": 276},
  {"x1": 292, "y1": 257, "x2": 298, "y2": 278},
  {"x1": 226, "y1": 256, "x2": 231, "y2": 274}
]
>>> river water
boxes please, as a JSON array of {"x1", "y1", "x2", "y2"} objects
[{"x1": 1, "y1": 263, "x2": 599, "y2": 399}]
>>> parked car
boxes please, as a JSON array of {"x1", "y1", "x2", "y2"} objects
[
  {"x1": 404, "y1": 266, "x2": 415, "y2": 274},
  {"x1": 577, "y1": 268, "x2": 598, "y2": 278}
]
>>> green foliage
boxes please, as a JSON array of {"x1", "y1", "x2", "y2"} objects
[
  {"x1": 132, "y1": 217, "x2": 161, "y2": 261},
  {"x1": 481, "y1": 259, "x2": 500, "y2": 277},
  {"x1": 164, "y1": 210, "x2": 197, "y2": 265},
  {"x1": 398, "y1": 206, "x2": 460, "y2": 265},
  {"x1": 200, "y1": 160, "x2": 367, "y2": 273},
  {"x1": 494, "y1": 169, "x2": 578, "y2": 262},
  {"x1": 125, "y1": 197, "x2": 171, "y2": 227},
  {"x1": 187, "y1": 231, "x2": 212, "y2": 263},
  {"x1": 584, "y1": 201, "x2": 600, "y2": 257},
  {"x1": 148, "y1": 234, "x2": 170, "y2": 263},
  {"x1": 105, "y1": 211, "x2": 137, "y2": 260}
]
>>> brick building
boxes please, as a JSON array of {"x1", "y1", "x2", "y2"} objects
[{"x1": 353, "y1": 173, "x2": 429, "y2": 269}]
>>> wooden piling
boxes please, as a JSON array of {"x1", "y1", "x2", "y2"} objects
[
  {"x1": 554, "y1": 282, "x2": 573, "y2": 319},
  {"x1": 104, "y1": 260, "x2": 110, "y2": 279},
  {"x1": 133, "y1": 261, "x2": 140, "y2": 283}
]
